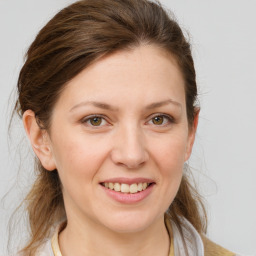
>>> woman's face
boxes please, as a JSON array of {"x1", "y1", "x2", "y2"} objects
[{"x1": 45, "y1": 45, "x2": 197, "y2": 233}]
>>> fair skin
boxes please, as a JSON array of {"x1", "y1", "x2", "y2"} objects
[{"x1": 23, "y1": 45, "x2": 198, "y2": 256}]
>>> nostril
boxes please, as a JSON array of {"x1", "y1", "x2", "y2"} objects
[{"x1": 110, "y1": 138, "x2": 149, "y2": 169}]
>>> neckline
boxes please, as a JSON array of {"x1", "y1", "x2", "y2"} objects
[{"x1": 51, "y1": 218, "x2": 174, "y2": 256}]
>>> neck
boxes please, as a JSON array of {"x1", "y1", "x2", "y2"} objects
[{"x1": 59, "y1": 215, "x2": 170, "y2": 256}]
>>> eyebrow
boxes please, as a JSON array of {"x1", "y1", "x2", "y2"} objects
[
  {"x1": 145, "y1": 99, "x2": 182, "y2": 110},
  {"x1": 70, "y1": 101, "x2": 118, "y2": 112},
  {"x1": 69, "y1": 99, "x2": 182, "y2": 112}
]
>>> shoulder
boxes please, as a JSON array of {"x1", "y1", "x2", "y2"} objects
[{"x1": 201, "y1": 235, "x2": 238, "y2": 256}]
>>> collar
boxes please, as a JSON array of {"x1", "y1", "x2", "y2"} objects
[
  {"x1": 170, "y1": 217, "x2": 204, "y2": 256},
  {"x1": 51, "y1": 222, "x2": 66, "y2": 256}
]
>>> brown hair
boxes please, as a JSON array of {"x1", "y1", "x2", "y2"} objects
[{"x1": 13, "y1": 0, "x2": 206, "y2": 254}]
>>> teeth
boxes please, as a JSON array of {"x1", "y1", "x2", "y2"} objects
[
  {"x1": 130, "y1": 184, "x2": 138, "y2": 194},
  {"x1": 114, "y1": 183, "x2": 121, "y2": 192},
  {"x1": 109, "y1": 182, "x2": 114, "y2": 190},
  {"x1": 103, "y1": 182, "x2": 150, "y2": 193},
  {"x1": 142, "y1": 182, "x2": 147, "y2": 190},
  {"x1": 121, "y1": 184, "x2": 130, "y2": 193}
]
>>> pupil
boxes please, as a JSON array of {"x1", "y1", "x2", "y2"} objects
[
  {"x1": 91, "y1": 117, "x2": 102, "y2": 126},
  {"x1": 153, "y1": 116, "x2": 163, "y2": 125}
]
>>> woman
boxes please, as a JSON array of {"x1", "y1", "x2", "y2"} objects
[{"x1": 12, "y1": 0, "x2": 240, "y2": 255}]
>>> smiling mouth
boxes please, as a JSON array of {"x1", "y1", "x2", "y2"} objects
[{"x1": 100, "y1": 182, "x2": 154, "y2": 194}]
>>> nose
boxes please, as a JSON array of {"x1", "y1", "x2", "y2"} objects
[{"x1": 110, "y1": 125, "x2": 149, "y2": 169}]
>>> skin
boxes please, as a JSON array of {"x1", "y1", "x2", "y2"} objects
[{"x1": 23, "y1": 45, "x2": 198, "y2": 256}]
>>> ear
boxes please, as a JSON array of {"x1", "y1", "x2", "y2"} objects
[
  {"x1": 23, "y1": 110, "x2": 56, "y2": 171},
  {"x1": 185, "y1": 109, "x2": 200, "y2": 161}
]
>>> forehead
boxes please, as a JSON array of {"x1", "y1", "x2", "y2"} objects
[{"x1": 55, "y1": 45, "x2": 186, "y2": 111}]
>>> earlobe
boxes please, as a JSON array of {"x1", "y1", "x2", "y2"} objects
[
  {"x1": 185, "y1": 109, "x2": 200, "y2": 161},
  {"x1": 23, "y1": 110, "x2": 56, "y2": 171}
]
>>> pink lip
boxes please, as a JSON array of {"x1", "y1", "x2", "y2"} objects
[
  {"x1": 100, "y1": 183, "x2": 155, "y2": 204},
  {"x1": 101, "y1": 177, "x2": 154, "y2": 185}
]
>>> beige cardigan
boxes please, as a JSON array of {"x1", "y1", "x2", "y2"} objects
[{"x1": 202, "y1": 236, "x2": 236, "y2": 256}]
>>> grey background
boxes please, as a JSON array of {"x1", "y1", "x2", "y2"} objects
[{"x1": 0, "y1": 0, "x2": 255, "y2": 254}]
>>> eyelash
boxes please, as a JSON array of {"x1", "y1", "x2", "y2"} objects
[
  {"x1": 81, "y1": 115, "x2": 109, "y2": 127},
  {"x1": 81, "y1": 114, "x2": 175, "y2": 128},
  {"x1": 147, "y1": 114, "x2": 175, "y2": 126}
]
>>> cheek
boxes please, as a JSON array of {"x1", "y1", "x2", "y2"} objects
[
  {"x1": 152, "y1": 133, "x2": 188, "y2": 170},
  {"x1": 51, "y1": 132, "x2": 110, "y2": 184},
  {"x1": 50, "y1": 134, "x2": 110, "y2": 211},
  {"x1": 150, "y1": 134, "x2": 187, "y2": 199}
]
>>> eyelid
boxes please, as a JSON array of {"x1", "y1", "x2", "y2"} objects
[
  {"x1": 81, "y1": 114, "x2": 110, "y2": 127},
  {"x1": 146, "y1": 113, "x2": 175, "y2": 126}
]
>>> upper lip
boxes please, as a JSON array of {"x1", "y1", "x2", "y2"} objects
[{"x1": 100, "y1": 177, "x2": 155, "y2": 185}]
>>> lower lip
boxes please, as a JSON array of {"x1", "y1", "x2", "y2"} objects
[{"x1": 101, "y1": 184, "x2": 154, "y2": 204}]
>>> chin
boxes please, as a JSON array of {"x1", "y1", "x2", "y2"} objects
[{"x1": 98, "y1": 210, "x2": 160, "y2": 234}]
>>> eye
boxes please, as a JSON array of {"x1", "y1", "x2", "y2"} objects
[
  {"x1": 82, "y1": 115, "x2": 108, "y2": 127},
  {"x1": 148, "y1": 114, "x2": 174, "y2": 126},
  {"x1": 152, "y1": 116, "x2": 165, "y2": 125}
]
